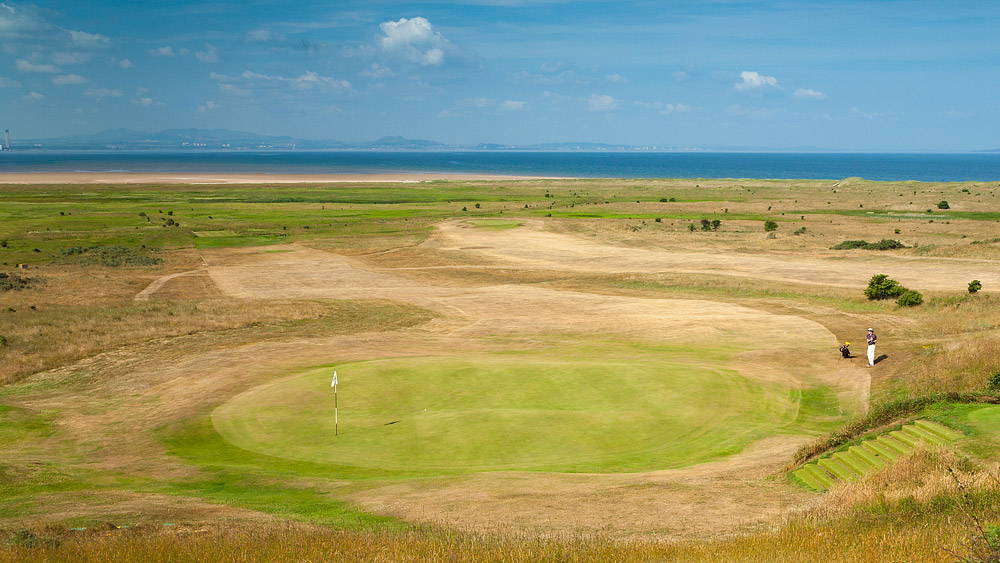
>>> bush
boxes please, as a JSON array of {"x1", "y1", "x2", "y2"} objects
[
  {"x1": 764, "y1": 220, "x2": 778, "y2": 232},
  {"x1": 59, "y1": 245, "x2": 162, "y2": 267},
  {"x1": 0, "y1": 335, "x2": 7, "y2": 347},
  {"x1": 938, "y1": 200, "x2": 950, "y2": 209},
  {"x1": 969, "y1": 280, "x2": 983, "y2": 294},
  {"x1": 896, "y1": 289, "x2": 923, "y2": 307},
  {"x1": 711, "y1": 219, "x2": 721, "y2": 231},
  {"x1": 0, "y1": 272, "x2": 35, "y2": 292},
  {"x1": 865, "y1": 273, "x2": 907, "y2": 300},
  {"x1": 700, "y1": 219, "x2": 711, "y2": 231},
  {"x1": 832, "y1": 239, "x2": 907, "y2": 250}
]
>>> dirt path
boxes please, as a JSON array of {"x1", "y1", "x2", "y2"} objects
[{"x1": 93, "y1": 220, "x2": 882, "y2": 538}]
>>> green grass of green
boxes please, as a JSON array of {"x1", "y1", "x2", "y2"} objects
[{"x1": 211, "y1": 344, "x2": 842, "y2": 474}]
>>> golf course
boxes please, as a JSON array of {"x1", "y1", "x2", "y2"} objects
[{"x1": 2, "y1": 175, "x2": 1000, "y2": 561}]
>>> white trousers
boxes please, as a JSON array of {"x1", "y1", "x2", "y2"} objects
[{"x1": 867, "y1": 344, "x2": 876, "y2": 366}]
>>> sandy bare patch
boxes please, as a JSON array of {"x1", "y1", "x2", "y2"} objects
[{"x1": 431, "y1": 220, "x2": 1000, "y2": 292}]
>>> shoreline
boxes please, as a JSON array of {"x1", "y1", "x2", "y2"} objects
[{"x1": 0, "y1": 172, "x2": 555, "y2": 184}]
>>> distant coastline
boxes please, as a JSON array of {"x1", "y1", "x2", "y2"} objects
[{"x1": 2, "y1": 150, "x2": 1000, "y2": 182}]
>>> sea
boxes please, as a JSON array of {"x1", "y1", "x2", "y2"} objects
[{"x1": 2, "y1": 151, "x2": 1000, "y2": 182}]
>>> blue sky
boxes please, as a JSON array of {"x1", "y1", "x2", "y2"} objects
[{"x1": 1, "y1": 0, "x2": 998, "y2": 150}]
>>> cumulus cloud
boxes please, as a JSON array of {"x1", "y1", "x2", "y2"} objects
[
  {"x1": 377, "y1": 17, "x2": 454, "y2": 66},
  {"x1": 148, "y1": 46, "x2": 176, "y2": 57},
  {"x1": 605, "y1": 73, "x2": 627, "y2": 84},
  {"x1": 212, "y1": 70, "x2": 352, "y2": 94},
  {"x1": 67, "y1": 29, "x2": 109, "y2": 45},
  {"x1": 587, "y1": 94, "x2": 619, "y2": 111},
  {"x1": 51, "y1": 73, "x2": 85, "y2": 85},
  {"x1": 734, "y1": 70, "x2": 779, "y2": 91},
  {"x1": 132, "y1": 96, "x2": 152, "y2": 106},
  {"x1": 24, "y1": 91, "x2": 44, "y2": 100},
  {"x1": 794, "y1": 88, "x2": 825, "y2": 99},
  {"x1": 195, "y1": 43, "x2": 220, "y2": 63},
  {"x1": 52, "y1": 51, "x2": 90, "y2": 65},
  {"x1": 636, "y1": 101, "x2": 695, "y2": 114},
  {"x1": 500, "y1": 100, "x2": 526, "y2": 111},
  {"x1": 84, "y1": 88, "x2": 122, "y2": 99},
  {"x1": 360, "y1": 62, "x2": 393, "y2": 79},
  {"x1": 246, "y1": 29, "x2": 280, "y2": 42},
  {"x1": 118, "y1": 58, "x2": 135, "y2": 68},
  {"x1": 15, "y1": 58, "x2": 58, "y2": 73},
  {"x1": 199, "y1": 100, "x2": 216, "y2": 112}
]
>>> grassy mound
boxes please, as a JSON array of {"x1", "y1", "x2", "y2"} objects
[{"x1": 212, "y1": 346, "x2": 840, "y2": 474}]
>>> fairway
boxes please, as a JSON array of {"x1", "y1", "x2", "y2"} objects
[{"x1": 212, "y1": 347, "x2": 829, "y2": 474}]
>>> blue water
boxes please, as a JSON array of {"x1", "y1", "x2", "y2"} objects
[{"x1": 2, "y1": 151, "x2": 1000, "y2": 182}]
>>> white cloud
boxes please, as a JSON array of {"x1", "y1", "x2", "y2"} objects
[
  {"x1": 15, "y1": 58, "x2": 58, "y2": 73},
  {"x1": 500, "y1": 100, "x2": 526, "y2": 111},
  {"x1": 436, "y1": 108, "x2": 457, "y2": 118},
  {"x1": 196, "y1": 43, "x2": 220, "y2": 63},
  {"x1": 132, "y1": 97, "x2": 152, "y2": 106},
  {"x1": 605, "y1": 73, "x2": 627, "y2": 84},
  {"x1": 239, "y1": 70, "x2": 351, "y2": 91},
  {"x1": 52, "y1": 52, "x2": 90, "y2": 65},
  {"x1": 587, "y1": 94, "x2": 619, "y2": 111},
  {"x1": 636, "y1": 101, "x2": 695, "y2": 114},
  {"x1": 219, "y1": 83, "x2": 251, "y2": 96},
  {"x1": 24, "y1": 91, "x2": 44, "y2": 101},
  {"x1": 199, "y1": 100, "x2": 216, "y2": 112},
  {"x1": 727, "y1": 104, "x2": 780, "y2": 119},
  {"x1": 794, "y1": 88, "x2": 825, "y2": 100},
  {"x1": 360, "y1": 62, "x2": 393, "y2": 79},
  {"x1": 0, "y1": 77, "x2": 21, "y2": 87},
  {"x1": 462, "y1": 97, "x2": 492, "y2": 108},
  {"x1": 246, "y1": 29, "x2": 280, "y2": 42},
  {"x1": 52, "y1": 73, "x2": 85, "y2": 85},
  {"x1": 378, "y1": 17, "x2": 454, "y2": 66},
  {"x1": 67, "y1": 29, "x2": 109, "y2": 45},
  {"x1": 118, "y1": 58, "x2": 135, "y2": 68},
  {"x1": 84, "y1": 88, "x2": 122, "y2": 99},
  {"x1": 734, "y1": 70, "x2": 779, "y2": 91},
  {"x1": 148, "y1": 46, "x2": 176, "y2": 57}
]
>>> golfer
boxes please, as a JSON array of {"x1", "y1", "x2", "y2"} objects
[{"x1": 866, "y1": 328, "x2": 877, "y2": 366}]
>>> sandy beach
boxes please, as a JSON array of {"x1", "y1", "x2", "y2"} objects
[{"x1": 0, "y1": 172, "x2": 549, "y2": 184}]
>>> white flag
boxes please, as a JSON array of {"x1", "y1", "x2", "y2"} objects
[{"x1": 332, "y1": 371, "x2": 338, "y2": 387}]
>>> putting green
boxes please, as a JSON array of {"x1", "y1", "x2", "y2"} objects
[{"x1": 213, "y1": 346, "x2": 838, "y2": 474}]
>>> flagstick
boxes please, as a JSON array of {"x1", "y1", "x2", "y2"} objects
[{"x1": 332, "y1": 370, "x2": 339, "y2": 437}]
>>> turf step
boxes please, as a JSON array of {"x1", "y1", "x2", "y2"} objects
[
  {"x1": 849, "y1": 445, "x2": 885, "y2": 468},
  {"x1": 793, "y1": 468, "x2": 828, "y2": 491},
  {"x1": 876, "y1": 434, "x2": 912, "y2": 455},
  {"x1": 901, "y1": 425, "x2": 949, "y2": 446},
  {"x1": 860, "y1": 441, "x2": 898, "y2": 462},
  {"x1": 794, "y1": 420, "x2": 964, "y2": 492},
  {"x1": 833, "y1": 451, "x2": 874, "y2": 475},
  {"x1": 889, "y1": 430, "x2": 919, "y2": 448},
  {"x1": 818, "y1": 457, "x2": 859, "y2": 481},
  {"x1": 915, "y1": 420, "x2": 964, "y2": 441}
]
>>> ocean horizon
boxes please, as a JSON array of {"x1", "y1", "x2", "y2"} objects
[{"x1": 2, "y1": 150, "x2": 1000, "y2": 182}]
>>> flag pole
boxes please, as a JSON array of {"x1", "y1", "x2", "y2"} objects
[{"x1": 332, "y1": 370, "x2": 338, "y2": 437}]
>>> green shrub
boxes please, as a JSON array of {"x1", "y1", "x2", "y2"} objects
[
  {"x1": 938, "y1": 200, "x2": 950, "y2": 209},
  {"x1": 969, "y1": 280, "x2": 983, "y2": 294},
  {"x1": 865, "y1": 274, "x2": 907, "y2": 300},
  {"x1": 988, "y1": 370, "x2": 1000, "y2": 392},
  {"x1": 711, "y1": 219, "x2": 721, "y2": 231},
  {"x1": 896, "y1": 289, "x2": 923, "y2": 307},
  {"x1": 700, "y1": 219, "x2": 711, "y2": 231},
  {"x1": 0, "y1": 335, "x2": 7, "y2": 347},
  {"x1": 832, "y1": 239, "x2": 907, "y2": 250},
  {"x1": 764, "y1": 220, "x2": 778, "y2": 232},
  {"x1": 687, "y1": 224, "x2": 696, "y2": 232}
]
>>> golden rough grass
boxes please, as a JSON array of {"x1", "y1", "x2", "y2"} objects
[{"x1": 0, "y1": 517, "x2": 976, "y2": 563}]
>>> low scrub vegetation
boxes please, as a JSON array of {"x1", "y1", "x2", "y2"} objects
[
  {"x1": 0, "y1": 273, "x2": 36, "y2": 292},
  {"x1": 59, "y1": 246, "x2": 162, "y2": 267},
  {"x1": 832, "y1": 239, "x2": 908, "y2": 250}
]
